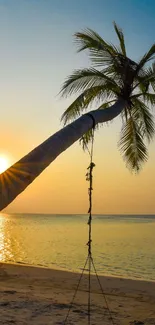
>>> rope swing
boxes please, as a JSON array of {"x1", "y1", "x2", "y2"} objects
[{"x1": 64, "y1": 115, "x2": 114, "y2": 325}]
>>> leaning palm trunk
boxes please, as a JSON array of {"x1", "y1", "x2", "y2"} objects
[{"x1": 0, "y1": 99, "x2": 125, "y2": 211}]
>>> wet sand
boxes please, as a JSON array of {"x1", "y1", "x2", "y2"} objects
[{"x1": 0, "y1": 262, "x2": 155, "y2": 324}]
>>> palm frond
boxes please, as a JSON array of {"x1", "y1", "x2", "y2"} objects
[
  {"x1": 133, "y1": 65, "x2": 155, "y2": 92},
  {"x1": 61, "y1": 86, "x2": 113, "y2": 125},
  {"x1": 97, "y1": 100, "x2": 115, "y2": 110},
  {"x1": 151, "y1": 62, "x2": 155, "y2": 92},
  {"x1": 74, "y1": 28, "x2": 120, "y2": 67},
  {"x1": 131, "y1": 92, "x2": 155, "y2": 105},
  {"x1": 136, "y1": 44, "x2": 155, "y2": 72},
  {"x1": 103, "y1": 64, "x2": 124, "y2": 86},
  {"x1": 80, "y1": 100, "x2": 115, "y2": 150},
  {"x1": 79, "y1": 128, "x2": 95, "y2": 151},
  {"x1": 113, "y1": 22, "x2": 126, "y2": 56},
  {"x1": 119, "y1": 117, "x2": 148, "y2": 172},
  {"x1": 131, "y1": 98, "x2": 155, "y2": 141},
  {"x1": 60, "y1": 68, "x2": 119, "y2": 97},
  {"x1": 120, "y1": 104, "x2": 130, "y2": 123},
  {"x1": 75, "y1": 28, "x2": 112, "y2": 53}
]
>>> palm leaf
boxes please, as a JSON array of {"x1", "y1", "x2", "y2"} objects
[
  {"x1": 131, "y1": 98, "x2": 155, "y2": 141},
  {"x1": 113, "y1": 22, "x2": 126, "y2": 56},
  {"x1": 131, "y1": 92, "x2": 155, "y2": 105},
  {"x1": 61, "y1": 86, "x2": 113, "y2": 125},
  {"x1": 97, "y1": 100, "x2": 115, "y2": 110},
  {"x1": 119, "y1": 117, "x2": 148, "y2": 172},
  {"x1": 74, "y1": 28, "x2": 120, "y2": 67},
  {"x1": 79, "y1": 128, "x2": 95, "y2": 151},
  {"x1": 60, "y1": 68, "x2": 119, "y2": 97},
  {"x1": 136, "y1": 44, "x2": 155, "y2": 72},
  {"x1": 150, "y1": 62, "x2": 155, "y2": 92},
  {"x1": 133, "y1": 65, "x2": 155, "y2": 91},
  {"x1": 80, "y1": 100, "x2": 115, "y2": 150}
]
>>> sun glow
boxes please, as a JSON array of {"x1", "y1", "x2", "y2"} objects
[{"x1": 0, "y1": 156, "x2": 9, "y2": 174}]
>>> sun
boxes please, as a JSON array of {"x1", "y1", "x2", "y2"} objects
[{"x1": 0, "y1": 156, "x2": 9, "y2": 174}]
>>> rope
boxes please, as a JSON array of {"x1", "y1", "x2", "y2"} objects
[
  {"x1": 91, "y1": 257, "x2": 115, "y2": 325},
  {"x1": 86, "y1": 125, "x2": 114, "y2": 325},
  {"x1": 85, "y1": 126, "x2": 95, "y2": 325},
  {"x1": 64, "y1": 118, "x2": 115, "y2": 325},
  {"x1": 64, "y1": 256, "x2": 89, "y2": 325}
]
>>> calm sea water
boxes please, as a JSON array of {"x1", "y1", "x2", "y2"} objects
[{"x1": 0, "y1": 213, "x2": 155, "y2": 281}]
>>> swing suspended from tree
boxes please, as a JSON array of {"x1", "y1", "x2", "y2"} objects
[
  {"x1": 64, "y1": 119, "x2": 114, "y2": 325},
  {"x1": 0, "y1": 22, "x2": 155, "y2": 211}
]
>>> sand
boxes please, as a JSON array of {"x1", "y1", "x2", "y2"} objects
[{"x1": 0, "y1": 262, "x2": 155, "y2": 325}]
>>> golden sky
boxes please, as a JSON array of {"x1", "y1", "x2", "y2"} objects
[{"x1": 3, "y1": 118, "x2": 155, "y2": 215}]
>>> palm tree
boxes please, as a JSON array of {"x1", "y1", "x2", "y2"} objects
[
  {"x1": 0, "y1": 22, "x2": 155, "y2": 211},
  {"x1": 60, "y1": 22, "x2": 155, "y2": 171}
]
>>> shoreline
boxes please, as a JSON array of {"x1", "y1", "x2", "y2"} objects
[
  {"x1": 0, "y1": 261, "x2": 155, "y2": 324},
  {"x1": 1, "y1": 261, "x2": 155, "y2": 294},
  {"x1": 2, "y1": 260, "x2": 155, "y2": 284}
]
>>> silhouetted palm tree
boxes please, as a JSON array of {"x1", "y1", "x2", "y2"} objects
[
  {"x1": 1, "y1": 22, "x2": 155, "y2": 211},
  {"x1": 61, "y1": 22, "x2": 155, "y2": 171}
]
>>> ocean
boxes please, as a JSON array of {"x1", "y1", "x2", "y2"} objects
[{"x1": 0, "y1": 213, "x2": 155, "y2": 281}]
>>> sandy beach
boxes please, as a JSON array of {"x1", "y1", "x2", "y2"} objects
[{"x1": 0, "y1": 263, "x2": 154, "y2": 324}]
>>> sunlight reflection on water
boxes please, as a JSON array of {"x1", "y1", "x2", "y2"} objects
[{"x1": 0, "y1": 213, "x2": 155, "y2": 281}]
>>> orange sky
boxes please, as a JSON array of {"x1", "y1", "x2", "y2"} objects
[{"x1": 3, "y1": 118, "x2": 155, "y2": 215}]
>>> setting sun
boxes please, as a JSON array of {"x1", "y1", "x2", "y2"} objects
[{"x1": 0, "y1": 156, "x2": 9, "y2": 174}]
